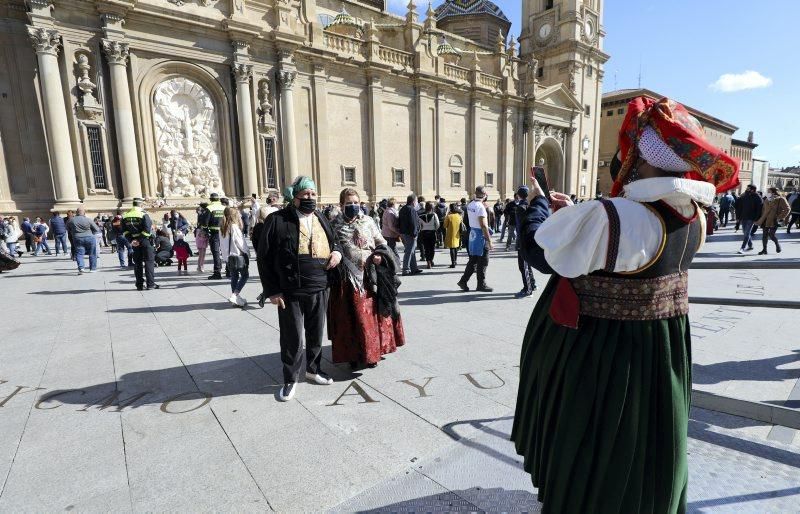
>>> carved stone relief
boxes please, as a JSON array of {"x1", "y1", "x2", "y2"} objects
[{"x1": 152, "y1": 77, "x2": 224, "y2": 197}]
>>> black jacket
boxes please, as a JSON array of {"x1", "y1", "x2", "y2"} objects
[
  {"x1": 737, "y1": 192, "x2": 763, "y2": 222},
  {"x1": 256, "y1": 206, "x2": 341, "y2": 298},
  {"x1": 398, "y1": 204, "x2": 420, "y2": 237}
]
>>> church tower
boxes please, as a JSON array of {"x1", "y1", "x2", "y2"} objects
[{"x1": 519, "y1": 0, "x2": 609, "y2": 197}]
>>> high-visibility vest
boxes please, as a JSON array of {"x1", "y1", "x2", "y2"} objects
[
  {"x1": 207, "y1": 201, "x2": 225, "y2": 231},
  {"x1": 122, "y1": 207, "x2": 150, "y2": 238}
]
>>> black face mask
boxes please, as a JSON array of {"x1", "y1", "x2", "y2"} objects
[
  {"x1": 297, "y1": 198, "x2": 317, "y2": 214},
  {"x1": 343, "y1": 204, "x2": 361, "y2": 221}
]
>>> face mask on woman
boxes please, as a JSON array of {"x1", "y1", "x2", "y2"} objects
[{"x1": 343, "y1": 203, "x2": 361, "y2": 221}]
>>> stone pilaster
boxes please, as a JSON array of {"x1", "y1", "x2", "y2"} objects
[
  {"x1": 366, "y1": 74, "x2": 383, "y2": 201},
  {"x1": 28, "y1": 26, "x2": 81, "y2": 208},
  {"x1": 102, "y1": 38, "x2": 142, "y2": 202},
  {"x1": 277, "y1": 68, "x2": 298, "y2": 181},
  {"x1": 233, "y1": 63, "x2": 259, "y2": 196},
  {"x1": 310, "y1": 63, "x2": 329, "y2": 199}
]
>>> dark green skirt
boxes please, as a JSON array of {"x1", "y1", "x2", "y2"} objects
[{"x1": 511, "y1": 276, "x2": 691, "y2": 514}]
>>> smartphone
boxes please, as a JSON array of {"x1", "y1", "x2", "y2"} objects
[{"x1": 531, "y1": 166, "x2": 551, "y2": 203}]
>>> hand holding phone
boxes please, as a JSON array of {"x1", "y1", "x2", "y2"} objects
[{"x1": 530, "y1": 166, "x2": 551, "y2": 203}]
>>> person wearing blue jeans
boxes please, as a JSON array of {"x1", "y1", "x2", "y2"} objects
[
  {"x1": 74, "y1": 236, "x2": 97, "y2": 273},
  {"x1": 49, "y1": 212, "x2": 69, "y2": 256},
  {"x1": 33, "y1": 218, "x2": 51, "y2": 256},
  {"x1": 67, "y1": 208, "x2": 100, "y2": 273}
]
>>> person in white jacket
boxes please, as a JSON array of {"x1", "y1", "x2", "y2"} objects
[{"x1": 220, "y1": 207, "x2": 250, "y2": 307}]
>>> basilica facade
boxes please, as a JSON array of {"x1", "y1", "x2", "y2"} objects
[{"x1": 0, "y1": 0, "x2": 607, "y2": 215}]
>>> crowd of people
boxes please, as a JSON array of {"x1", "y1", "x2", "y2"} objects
[{"x1": 0, "y1": 93, "x2": 796, "y2": 513}]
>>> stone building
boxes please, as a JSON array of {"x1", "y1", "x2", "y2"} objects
[
  {"x1": 767, "y1": 167, "x2": 800, "y2": 192},
  {"x1": 0, "y1": 0, "x2": 607, "y2": 217},
  {"x1": 598, "y1": 88, "x2": 739, "y2": 196},
  {"x1": 731, "y1": 132, "x2": 758, "y2": 194}
]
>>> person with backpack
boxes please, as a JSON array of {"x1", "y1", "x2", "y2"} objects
[{"x1": 718, "y1": 191, "x2": 734, "y2": 227}]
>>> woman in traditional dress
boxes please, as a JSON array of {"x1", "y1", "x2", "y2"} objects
[
  {"x1": 329, "y1": 188, "x2": 405, "y2": 369},
  {"x1": 512, "y1": 96, "x2": 740, "y2": 514}
]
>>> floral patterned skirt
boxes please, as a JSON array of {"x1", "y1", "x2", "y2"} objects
[{"x1": 328, "y1": 279, "x2": 405, "y2": 365}]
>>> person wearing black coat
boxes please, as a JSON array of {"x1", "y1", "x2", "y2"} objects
[
  {"x1": 256, "y1": 176, "x2": 342, "y2": 402},
  {"x1": 736, "y1": 185, "x2": 763, "y2": 254},
  {"x1": 397, "y1": 194, "x2": 422, "y2": 275}
]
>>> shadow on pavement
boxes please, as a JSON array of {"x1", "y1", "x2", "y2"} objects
[
  {"x1": 693, "y1": 350, "x2": 800, "y2": 385},
  {"x1": 357, "y1": 487, "x2": 541, "y2": 513}
]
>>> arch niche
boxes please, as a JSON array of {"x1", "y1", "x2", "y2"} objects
[
  {"x1": 534, "y1": 137, "x2": 565, "y2": 192},
  {"x1": 137, "y1": 62, "x2": 236, "y2": 199}
]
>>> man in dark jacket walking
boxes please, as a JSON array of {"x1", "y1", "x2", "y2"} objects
[
  {"x1": 398, "y1": 194, "x2": 423, "y2": 276},
  {"x1": 737, "y1": 184, "x2": 763, "y2": 254},
  {"x1": 257, "y1": 176, "x2": 342, "y2": 402},
  {"x1": 49, "y1": 212, "x2": 69, "y2": 256}
]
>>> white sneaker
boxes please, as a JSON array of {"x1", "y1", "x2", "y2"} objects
[
  {"x1": 278, "y1": 382, "x2": 296, "y2": 402},
  {"x1": 737, "y1": 249, "x2": 745, "y2": 254},
  {"x1": 235, "y1": 295, "x2": 247, "y2": 307},
  {"x1": 229, "y1": 293, "x2": 239, "y2": 305},
  {"x1": 305, "y1": 372, "x2": 334, "y2": 385}
]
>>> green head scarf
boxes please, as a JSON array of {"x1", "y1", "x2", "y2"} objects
[{"x1": 284, "y1": 176, "x2": 316, "y2": 199}]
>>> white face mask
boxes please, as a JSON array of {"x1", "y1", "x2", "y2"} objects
[{"x1": 766, "y1": 193, "x2": 774, "y2": 200}]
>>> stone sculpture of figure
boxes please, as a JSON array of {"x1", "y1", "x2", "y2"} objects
[
  {"x1": 153, "y1": 77, "x2": 224, "y2": 197},
  {"x1": 538, "y1": 157, "x2": 546, "y2": 167}
]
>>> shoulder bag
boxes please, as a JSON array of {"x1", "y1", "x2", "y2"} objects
[{"x1": 226, "y1": 230, "x2": 246, "y2": 272}]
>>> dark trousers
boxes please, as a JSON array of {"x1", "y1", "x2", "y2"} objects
[
  {"x1": 762, "y1": 226, "x2": 780, "y2": 251},
  {"x1": 505, "y1": 223, "x2": 516, "y2": 249},
  {"x1": 460, "y1": 252, "x2": 489, "y2": 287},
  {"x1": 386, "y1": 238, "x2": 401, "y2": 265},
  {"x1": 449, "y1": 247, "x2": 458, "y2": 265},
  {"x1": 787, "y1": 214, "x2": 800, "y2": 232},
  {"x1": 24, "y1": 233, "x2": 33, "y2": 252},
  {"x1": 132, "y1": 237, "x2": 155, "y2": 289},
  {"x1": 419, "y1": 230, "x2": 436, "y2": 262},
  {"x1": 278, "y1": 290, "x2": 328, "y2": 383},
  {"x1": 208, "y1": 231, "x2": 221, "y2": 273},
  {"x1": 400, "y1": 234, "x2": 419, "y2": 273},
  {"x1": 720, "y1": 208, "x2": 730, "y2": 226},
  {"x1": 518, "y1": 252, "x2": 535, "y2": 292}
]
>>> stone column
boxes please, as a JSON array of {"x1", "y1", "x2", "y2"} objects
[
  {"x1": 277, "y1": 69, "x2": 298, "y2": 181},
  {"x1": 27, "y1": 27, "x2": 80, "y2": 208},
  {"x1": 469, "y1": 96, "x2": 481, "y2": 193},
  {"x1": 102, "y1": 39, "x2": 142, "y2": 202},
  {"x1": 233, "y1": 63, "x2": 259, "y2": 196}
]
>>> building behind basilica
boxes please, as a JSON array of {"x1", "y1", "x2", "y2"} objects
[{"x1": 0, "y1": 0, "x2": 607, "y2": 215}]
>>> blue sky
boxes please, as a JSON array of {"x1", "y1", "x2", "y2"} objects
[{"x1": 388, "y1": 1, "x2": 800, "y2": 168}]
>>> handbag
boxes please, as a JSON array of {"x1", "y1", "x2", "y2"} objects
[{"x1": 226, "y1": 232, "x2": 246, "y2": 272}]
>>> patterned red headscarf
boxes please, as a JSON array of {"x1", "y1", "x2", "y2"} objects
[{"x1": 611, "y1": 96, "x2": 740, "y2": 197}]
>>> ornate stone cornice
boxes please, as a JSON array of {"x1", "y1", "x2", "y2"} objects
[
  {"x1": 232, "y1": 63, "x2": 252, "y2": 83},
  {"x1": 101, "y1": 39, "x2": 130, "y2": 66},
  {"x1": 27, "y1": 26, "x2": 61, "y2": 56},
  {"x1": 276, "y1": 69, "x2": 296, "y2": 91},
  {"x1": 231, "y1": 39, "x2": 249, "y2": 55},
  {"x1": 26, "y1": 0, "x2": 52, "y2": 9}
]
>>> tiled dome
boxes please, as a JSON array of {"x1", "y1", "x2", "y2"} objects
[{"x1": 434, "y1": 0, "x2": 511, "y2": 24}]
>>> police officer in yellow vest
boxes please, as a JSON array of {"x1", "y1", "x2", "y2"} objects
[
  {"x1": 198, "y1": 192, "x2": 225, "y2": 280},
  {"x1": 122, "y1": 198, "x2": 158, "y2": 290}
]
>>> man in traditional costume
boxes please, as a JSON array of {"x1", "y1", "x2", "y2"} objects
[
  {"x1": 512, "y1": 96, "x2": 739, "y2": 514},
  {"x1": 257, "y1": 176, "x2": 342, "y2": 402}
]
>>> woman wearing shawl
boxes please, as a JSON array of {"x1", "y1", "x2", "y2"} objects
[
  {"x1": 512, "y1": 97, "x2": 740, "y2": 514},
  {"x1": 329, "y1": 188, "x2": 405, "y2": 369}
]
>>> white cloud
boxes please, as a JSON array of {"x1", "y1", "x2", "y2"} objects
[
  {"x1": 709, "y1": 70, "x2": 773, "y2": 93},
  {"x1": 791, "y1": 144, "x2": 800, "y2": 153}
]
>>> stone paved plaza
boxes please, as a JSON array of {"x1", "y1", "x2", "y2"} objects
[{"x1": 1, "y1": 227, "x2": 799, "y2": 513}]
